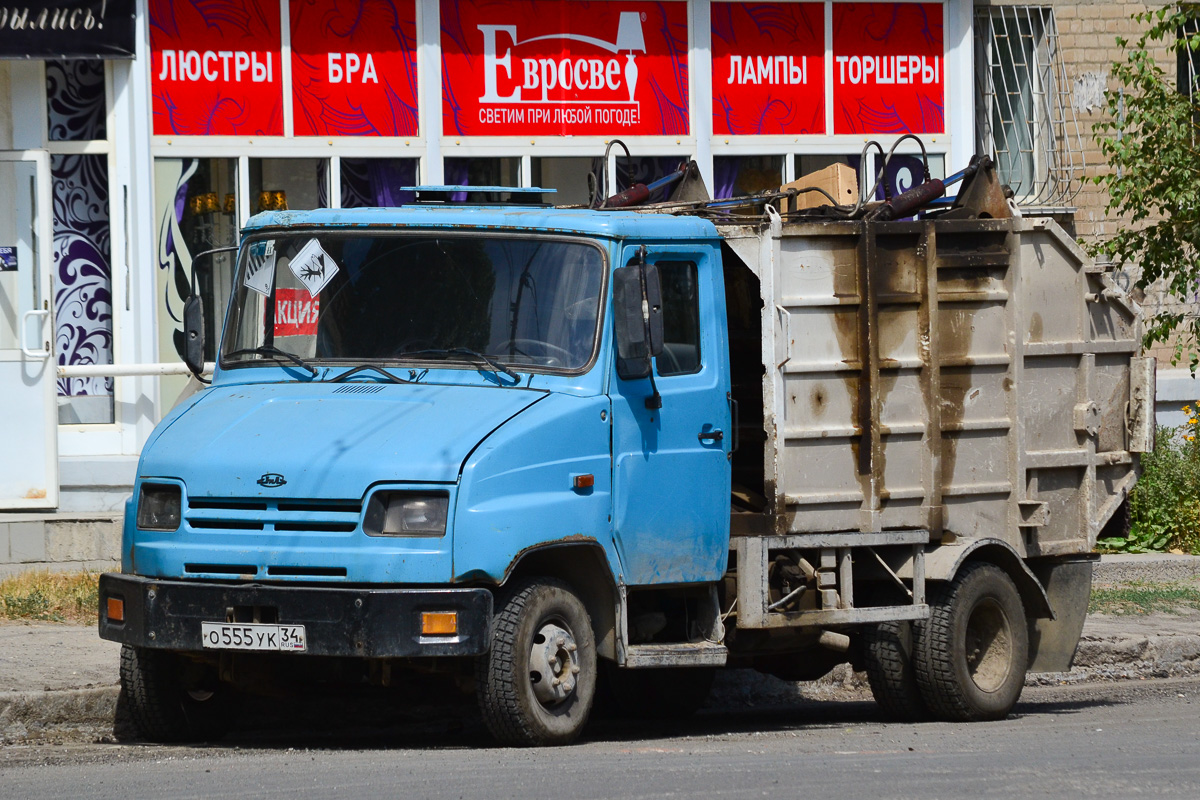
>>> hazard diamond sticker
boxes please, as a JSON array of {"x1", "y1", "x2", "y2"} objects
[
  {"x1": 243, "y1": 240, "x2": 277, "y2": 297},
  {"x1": 288, "y1": 238, "x2": 339, "y2": 298}
]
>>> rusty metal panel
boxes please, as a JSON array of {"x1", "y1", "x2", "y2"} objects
[{"x1": 717, "y1": 214, "x2": 1142, "y2": 559}]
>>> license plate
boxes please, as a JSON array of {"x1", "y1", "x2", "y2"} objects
[{"x1": 201, "y1": 622, "x2": 307, "y2": 652}]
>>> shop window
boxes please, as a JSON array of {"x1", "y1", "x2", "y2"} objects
[
  {"x1": 871, "y1": 153, "x2": 946, "y2": 201},
  {"x1": 796, "y1": 154, "x2": 856, "y2": 180},
  {"x1": 46, "y1": 60, "x2": 106, "y2": 142},
  {"x1": 250, "y1": 158, "x2": 330, "y2": 213},
  {"x1": 616, "y1": 156, "x2": 688, "y2": 203},
  {"x1": 713, "y1": 156, "x2": 783, "y2": 200},
  {"x1": 47, "y1": 60, "x2": 114, "y2": 424},
  {"x1": 153, "y1": 158, "x2": 239, "y2": 404},
  {"x1": 790, "y1": 153, "x2": 945, "y2": 216},
  {"x1": 340, "y1": 159, "x2": 418, "y2": 208},
  {"x1": 53, "y1": 153, "x2": 113, "y2": 424},
  {"x1": 531, "y1": 157, "x2": 597, "y2": 206},
  {"x1": 974, "y1": 7, "x2": 1082, "y2": 206},
  {"x1": 444, "y1": 157, "x2": 521, "y2": 202},
  {"x1": 794, "y1": 154, "x2": 862, "y2": 206}
]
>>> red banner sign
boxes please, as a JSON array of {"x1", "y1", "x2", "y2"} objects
[
  {"x1": 274, "y1": 289, "x2": 320, "y2": 338},
  {"x1": 711, "y1": 2, "x2": 825, "y2": 135},
  {"x1": 441, "y1": 0, "x2": 690, "y2": 137},
  {"x1": 149, "y1": 0, "x2": 284, "y2": 136},
  {"x1": 832, "y1": 3, "x2": 944, "y2": 135},
  {"x1": 290, "y1": 0, "x2": 419, "y2": 136}
]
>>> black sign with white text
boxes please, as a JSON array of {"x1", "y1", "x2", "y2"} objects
[{"x1": 0, "y1": 1, "x2": 135, "y2": 60}]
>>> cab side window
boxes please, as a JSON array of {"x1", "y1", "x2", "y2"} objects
[{"x1": 655, "y1": 261, "x2": 701, "y2": 376}]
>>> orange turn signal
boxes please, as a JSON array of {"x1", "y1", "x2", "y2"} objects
[
  {"x1": 573, "y1": 474, "x2": 595, "y2": 489},
  {"x1": 106, "y1": 597, "x2": 125, "y2": 623},
  {"x1": 421, "y1": 611, "x2": 458, "y2": 635}
]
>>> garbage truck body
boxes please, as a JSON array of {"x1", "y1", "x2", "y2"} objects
[{"x1": 98, "y1": 198, "x2": 1153, "y2": 745}]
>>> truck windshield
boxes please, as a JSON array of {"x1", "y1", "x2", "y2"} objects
[{"x1": 221, "y1": 233, "x2": 606, "y2": 374}]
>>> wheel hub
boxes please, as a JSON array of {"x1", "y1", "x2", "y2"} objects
[
  {"x1": 529, "y1": 622, "x2": 580, "y2": 706},
  {"x1": 965, "y1": 598, "x2": 1013, "y2": 693}
]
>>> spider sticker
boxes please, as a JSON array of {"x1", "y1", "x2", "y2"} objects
[
  {"x1": 288, "y1": 238, "x2": 339, "y2": 298},
  {"x1": 243, "y1": 240, "x2": 277, "y2": 297}
]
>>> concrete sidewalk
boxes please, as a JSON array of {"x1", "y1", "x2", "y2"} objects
[{"x1": 3, "y1": 554, "x2": 1200, "y2": 744}]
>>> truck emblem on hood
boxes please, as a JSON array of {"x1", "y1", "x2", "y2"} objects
[{"x1": 258, "y1": 473, "x2": 287, "y2": 488}]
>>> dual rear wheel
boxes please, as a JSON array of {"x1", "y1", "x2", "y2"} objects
[{"x1": 863, "y1": 562, "x2": 1029, "y2": 722}]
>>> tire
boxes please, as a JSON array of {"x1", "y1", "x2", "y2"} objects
[
  {"x1": 914, "y1": 563, "x2": 1029, "y2": 722},
  {"x1": 862, "y1": 620, "x2": 928, "y2": 722},
  {"x1": 119, "y1": 645, "x2": 234, "y2": 743},
  {"x1": 601, "y1": 665, "x2": 715, "y2": 720},
  {"x1": 476, "y1": 578, "x2": 597, "y2": 746}
]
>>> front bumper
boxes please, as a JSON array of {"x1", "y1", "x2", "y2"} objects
[{"x1": 98, "y1": 573, "x2": 492, "y2": 658}]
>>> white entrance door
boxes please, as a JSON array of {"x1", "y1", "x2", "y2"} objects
[{"x1": 0, "y1": 150, "x2": 57, "y2": 509}]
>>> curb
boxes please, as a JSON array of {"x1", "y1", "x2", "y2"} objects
[
  {"x1": 1094, "y1": 555, "x2": 1200, "y2": 585},
  {"x1": 0, "y1": 687, "x2": 119, "y2": 745},
  {"x1": 1076, "y1": 632, "x2": 1200, "y2": 668}
]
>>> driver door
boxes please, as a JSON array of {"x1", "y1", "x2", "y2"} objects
[{"x1": 610, "y1": 246, "x2": 732, "y2": 585}]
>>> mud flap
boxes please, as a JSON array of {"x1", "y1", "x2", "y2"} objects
[{"x1": 1026, "y1": 555, "x2": 1096, "y2": 672}]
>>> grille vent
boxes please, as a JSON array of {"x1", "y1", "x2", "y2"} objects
[{"x1": 332, "y1": 384, "x2": 386, "y2": 394}]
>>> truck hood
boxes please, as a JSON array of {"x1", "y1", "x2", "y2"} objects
[{"x1": 139, "y1": 381, "x2": 545, "y2": 499}]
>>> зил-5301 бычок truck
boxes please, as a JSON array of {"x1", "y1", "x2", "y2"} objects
[{"x1": 99, "y1": 163, "x2": 1153, "y2": 745}]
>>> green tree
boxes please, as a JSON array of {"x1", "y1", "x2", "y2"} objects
[{"x1": 1094, "y1": 4, "x2": 1200, "y2": 366}]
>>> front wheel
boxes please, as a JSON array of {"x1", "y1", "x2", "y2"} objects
[
  {"x1": 476, "y1": 578, "x2": 597, "y2": 746},
  {"x1": 119, "y1": 645, "x2": 234, "y2": 742},
  {"x1": 914, "y1": 563, "x2": 1029, "y2": 722}
]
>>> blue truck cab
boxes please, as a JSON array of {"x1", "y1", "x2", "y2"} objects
[{"x1": 100, "y1": 202, "x2": 734, "y2": 745}]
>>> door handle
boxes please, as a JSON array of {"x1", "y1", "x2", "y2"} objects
[
  {"x1": 21, "y1": 307, "x2": 50, "y2": 359},
  {"x1": 698, "y1": 429, "x2": 724, "y2": 443}
]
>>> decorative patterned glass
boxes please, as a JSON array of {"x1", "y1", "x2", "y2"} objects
[
  {"x1": 52, "y1": 153, "x2": 113, "y2": 400},
  {"x1": 46, "y1": 60, "x2": 107, "y2": 142}
]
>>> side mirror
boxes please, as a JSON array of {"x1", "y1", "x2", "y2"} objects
[
  {"x1": 613, "y1": 261, "x2": 663, "y2": 380},
  {"x1": 182, "y1": 294, "x2": 205, "y2": 378}
]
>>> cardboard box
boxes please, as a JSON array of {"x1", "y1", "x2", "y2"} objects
[{"x1": 781, "y1": 163, "x2": 859, "y2": 212}]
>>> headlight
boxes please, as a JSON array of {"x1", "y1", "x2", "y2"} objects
[
  {"x1": 136, "y1": 483, "x2": 182, "y2": 531},
  {"x1": 364, "y1": 492, "x2": 449, "y2": 537}
]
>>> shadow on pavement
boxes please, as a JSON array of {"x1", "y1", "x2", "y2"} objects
[{"x1": 106, "y1": 677, "x2": 1124, "y2": 753}]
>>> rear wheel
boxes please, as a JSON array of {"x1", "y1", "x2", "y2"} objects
[
  {"x1": 862, "y1": 620, "x2": 928, "y2": 722},
  {"x1": 914, "y1": 563, "x2": 1029, "y2": 721},
  {"x1": 476, "y1": 578, "x2": 597, "y2": 746},
  {"x1": 119, "y1": 645, "x2": 234, "y2": 742}
]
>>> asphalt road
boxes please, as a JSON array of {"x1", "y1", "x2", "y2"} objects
[{"x1": 4, "y1": 676, "x2": 1200, "y2": 799}]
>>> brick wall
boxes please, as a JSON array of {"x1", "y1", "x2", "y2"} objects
[{"x1": 979, "y1": 1, "x2": 1177, "y2": 363}]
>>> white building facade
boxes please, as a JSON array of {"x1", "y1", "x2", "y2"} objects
[{"x1": 0, "y1": 0, "x2": 984, "y2": 513}]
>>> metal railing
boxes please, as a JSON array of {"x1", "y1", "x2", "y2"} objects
[
  {"x1": 974, "y1": 6, "x2": 1084, "y2": 208},
  {"x1": 57, "y1": 362, "x2": 214, "y2": 378}
]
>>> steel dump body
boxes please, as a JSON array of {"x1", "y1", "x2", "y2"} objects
[{"x1": 714, "y1": 213, "x2": 1151, "y2": 633}]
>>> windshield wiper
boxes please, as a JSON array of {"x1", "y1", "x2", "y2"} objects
[
  {"x1": 226, "y1": 346, "x2": 318, "y2": 377},
  {"x1": 327, "y1": 364, "x2": 408, "y2": 384},
  {"x1": 401, "y1": 348, "x2": 520, "y2": 383}
]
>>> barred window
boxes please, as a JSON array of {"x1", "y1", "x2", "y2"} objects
[
  {"x1": 1180, "y1": 19, "x2": 1200, "y2": 96},
  {"x1": 974, "y1": 6, "x2": 1083, "y2": 207}
]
